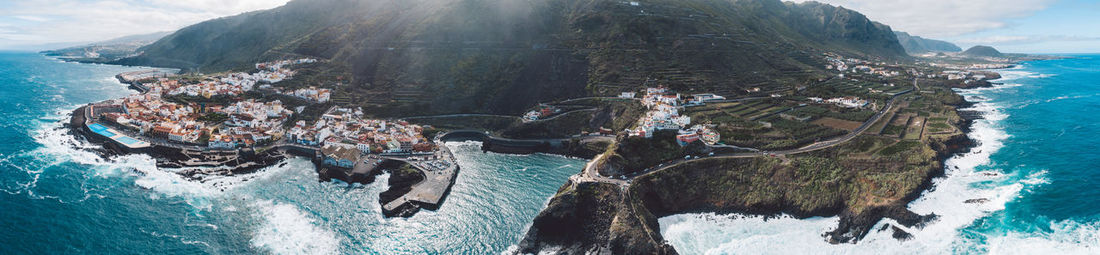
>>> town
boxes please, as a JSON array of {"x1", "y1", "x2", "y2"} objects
[
  {"x1": 83, "y1": 58, "x2": 450, "y2": 174},
  {"x1": 77, "y1": 58, "x2": 460, "y2": 217}
]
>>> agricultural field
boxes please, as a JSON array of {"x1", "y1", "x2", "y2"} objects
[
  {"x1": 784, "y1": 105, "x2": 876, "y2": 122},
  {"x1": 812, "y1": 117, "x2": 862, "y2": 131},
  {"x1": 804, "y1": 77, "x2": 909, "y2": 99},
  {"x1": 683, "y1": 99, "x2": 793, "y2": 123},
  {"x1": 715, "y1": 115, "x2": 847, "y2": 150},
  {"x1": 923, "y1": 116, "x2": 955, "y2": 134},
  {"x1": 904, "y1": 116, "x2": 926, "y2": 140}
]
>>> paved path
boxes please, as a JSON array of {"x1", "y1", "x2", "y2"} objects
[{"x1": 403, "y1": 113, "x2": 519, "y2": 120}]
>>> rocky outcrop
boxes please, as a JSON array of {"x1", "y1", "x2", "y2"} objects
[
  {"x1": 516, "y1": 181, "x2": 676, "y2": 254},
  {"x1": 379, "y1": 163, "x2": 426, "y2": 207}
]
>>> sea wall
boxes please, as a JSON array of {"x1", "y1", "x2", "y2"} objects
[{"x1": 440, "y1": 130, "x2": 607, "y2": 159}]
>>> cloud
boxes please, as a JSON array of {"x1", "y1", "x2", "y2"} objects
[
  {"x1": 788, "y1": 0, "x2": 1055, "y2": 38},
  {"x1": 0, "y1": 0, "x2": 290, "y2": 49}
]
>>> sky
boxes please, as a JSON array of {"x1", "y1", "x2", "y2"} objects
[
  {"x1": 790, "y1": 0, "x2": 1100, "y2": 53},
  {"x1": 0, "y1": 0, "x2": 1097, "y2": 53},
  {"x1": 0, "y1": 0, "x2": 290, "y2": 50}
]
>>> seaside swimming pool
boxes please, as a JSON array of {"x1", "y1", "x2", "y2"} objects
[
  {"x1": 115, "y1": 136, "x2": 141, "y2": 145},
  {"x1": 87, "y1": 123, "x2": 116, "y2": 137}
]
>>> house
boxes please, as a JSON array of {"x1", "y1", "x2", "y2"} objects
[
  {"x1": 208, "y1": 137, "x2": 236, "y2": 149},
  {"x1": 321, "y1": 143, "x2": 360, "y2": 169},
  {"x1": 150, "y1": 125, "x2": 174, "y2": 138},
  {"x1": 826, "y1": 97, "x2": 869, "y2": 108},
  {"x1": 676, "y1": 132, "x2": 700, "y2": 146},
  {"x1": 168, "y1": 130, "x2": 187, "y2": 142},
  {"x1": 692, "y1": 93, "x2": 725, "y2": 102}
]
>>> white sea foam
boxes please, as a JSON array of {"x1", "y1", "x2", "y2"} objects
[
  {"x1": 658, "y1": 81, "x2": 1060, "y2": 254},
  {"x1": 983, "y1": 220, "x2": 1100, "y2": 254},
  {"x1": 1028, "y1": 74, "x2": 1057, "y2": 79},
  {"x1": 249, "y1": 200, "x2": 341, "y2": 255},
  {"x1": 27, "y1": 113, "x2": 224, "y2": 208},
  {"x1": 26, "y1": 108, "x2": 342, "y2": 253}
]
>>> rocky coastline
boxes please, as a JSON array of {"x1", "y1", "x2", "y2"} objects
[
  {"x1": 68, "y1": 105, "x2": 289, "y2": 182},
  {"x1": 514, "y1": 93, "x2": 983, "y2": 254}
]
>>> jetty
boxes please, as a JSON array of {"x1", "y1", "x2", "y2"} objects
[{"x1": 380, "y1": 144, "x2": 459, "y2": 217}]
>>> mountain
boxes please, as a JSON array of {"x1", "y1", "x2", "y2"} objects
[
  {"x1": 894, "y1": 31, "x2": 960, "y2": 54},
  {"x1": 41, "y1": 31, "x2": 172, "y2": 61},
  {"x1": 961, "y1": 45, "x2": 1004, "y2": 58},
  {"x1": 116, "y1": 0, "x2": 909, "y2": 115}
]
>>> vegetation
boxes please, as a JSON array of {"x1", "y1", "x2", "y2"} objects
[
  {"x1": 196, "y1": 112, "x2": 229, "y2": 123},
  {"x1": 116, "y1": 0, "x2": 908, "y2": 116}
]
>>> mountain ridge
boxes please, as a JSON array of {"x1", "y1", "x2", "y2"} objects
[
  {"x1": 114, "y1": 0, "x2": 910, "y2": 115},
  {"x1": 40, "y1": 31, "x2": 172, "y2": 61},
  {"x1": 894, "y1": 31, "x2": 961, "y2": 54}
]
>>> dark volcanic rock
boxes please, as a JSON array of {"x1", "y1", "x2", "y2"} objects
[
  {"x1": 378, "y1": 163, "x2": 426, "y2": 206},
  {"x1": 891, "y1": 225, "x2": 914, "y2": 241},
  {"x1": 964, "y1": 198, "x2": 990, "y2": 204},
  {"x1": 516, "y1": 181, "x2": 676, "y2": 254}
]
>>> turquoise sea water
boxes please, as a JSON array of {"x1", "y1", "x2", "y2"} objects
[
  {"x1": 660, "y1": 55, "x2": 1100, "y2": 254},
  {"x1": 0, "y1": 52, "x2": 585, "y2": 254}
]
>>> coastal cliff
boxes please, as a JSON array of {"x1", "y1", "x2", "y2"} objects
[{"x1": 516, "y1": 103, "x2": 977, "y2": 253}]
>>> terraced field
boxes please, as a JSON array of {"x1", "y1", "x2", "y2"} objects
[
  {"x1": 685, "y1": 100, "x2": 792, "y2": 123},
  {"x1": 714, "y1": 114, "x2": 848, "y2": 151},
  {"x1": 813, "y1": 78, "x2": 911, "y2": 98}
]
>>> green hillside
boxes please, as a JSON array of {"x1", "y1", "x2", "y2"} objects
[{"x1": 116, "y1": 0, "x2": 909, "y2": 115}]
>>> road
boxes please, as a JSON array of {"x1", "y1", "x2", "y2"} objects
[
  {"x1": 403, "y1": 113, "x2": 519, "y2": 120},
  {"x1": 576, "y1": 79, "x2": 916, "y2": 186}
]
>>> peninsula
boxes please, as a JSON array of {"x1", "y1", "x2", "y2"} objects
[{"x1": 70, "y1": 58, "x2": 460, "y2": 217}]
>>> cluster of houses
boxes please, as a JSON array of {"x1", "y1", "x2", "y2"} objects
[
  {"x1": 629, "y1": 87, "x2": 691, "y2": 138},
  {"x1": 675, "y1": 125, "x2": 721, "y2": 146},
  {"x1": 627, "y1": 87, "x2": 721, "y2": 146},
  {"x1": 808, "y1": 96, "x2": 870, "y2": 108},
  {"x1": 254, "y1": 58, "x2": 318, "y2": 83},
  {"x1": 824, "y1": 54, "x2": 901, "y2": 78},
  {"x1": 273, "y1": 86, "x2": 332, "y2": 103},
  {"x1": 92, "y1": 59, "x2": 322, "y2": 149},
  {"x1": 165, "y1": 58, "x2": 316, "y2": 98},
  {"x1": 287, "y1": 107, "x2": 432, "y2": 157},
  {"x1": 97, "y1": 92, "x2": 292, "y2": 148},
  {"x1": 208, "y1": 100, "x2": 294, "y2": 148},
  {"x1": 523, "y1": 104, "x2": 561, "y2": 121},
  {"x1": 939, "y1": 70, "x2": 990, "y2": 81}
]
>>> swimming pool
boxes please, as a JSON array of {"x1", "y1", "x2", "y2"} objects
[
  {"x1": 115, "y1": 137, "x2": 141, "y2": 145},
  {"x1": 87, "y1": 123, "x2": 116, "y2": 137}
]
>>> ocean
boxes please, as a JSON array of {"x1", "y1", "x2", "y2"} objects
[
  {"x1": 0, "y1": 52, "x2": 586, "y2": 254},
  {"x1": 660, "y1": 55, "x2": 1100, "y2": 254}
]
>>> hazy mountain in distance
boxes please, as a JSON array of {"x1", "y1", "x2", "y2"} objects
[
  {"x1": 41, "y1": 31, "x2": 173, "y2": 61},
  {"x1": 961, "y1": 45, "x2": 1005, "y2": 58},
  {"x1": 894, "y1": 31, "x2": 961, "y2": 54}
]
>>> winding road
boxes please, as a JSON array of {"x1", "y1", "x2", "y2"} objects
[{"x1": 576, "y1": 79, "x2": 916, "y2": 186}]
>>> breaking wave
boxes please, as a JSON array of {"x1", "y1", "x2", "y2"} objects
[{"x1": 658, "y1": 79, "x2": 1053, "y2": 254}]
